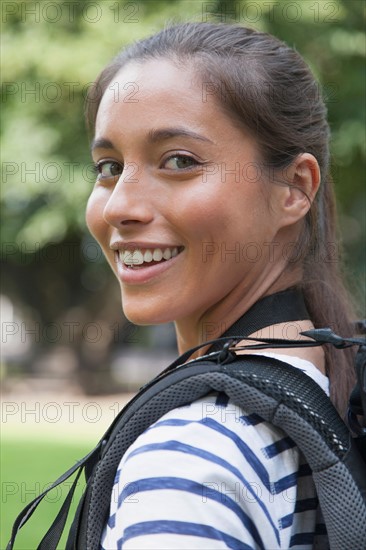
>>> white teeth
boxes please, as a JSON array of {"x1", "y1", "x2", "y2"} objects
[
  {"x1": 152, "y1": 248, "x2": 163, "y2": 261},
  {"x1": 143, "y1": 250, "x2": 153, "y2": 263},
  {"x1": 123, "y1": 250, "x2": 144, "y2": 265},
  {"x1": 121, "y1": 247, "x2": 180, "y2": 266},
  {"x1": 163, "y1": 248, "x2": 171, "y2": 260}
]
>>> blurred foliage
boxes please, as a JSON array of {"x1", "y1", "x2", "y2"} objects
[{"x1": 1, "y1": 0, "x2": 365, "y2": 390}]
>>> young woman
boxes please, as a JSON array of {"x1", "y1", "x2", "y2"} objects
[{"x1": 86, "y1": 22, "x2": 356, "y2": 549}]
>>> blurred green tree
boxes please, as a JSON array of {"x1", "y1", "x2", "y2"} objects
[{"x1": 1, "y1": 0, "x2": 365, "y2": 392}]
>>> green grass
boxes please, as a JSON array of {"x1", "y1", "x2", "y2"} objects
[{"x1": 1, "y1": 438, "x2": 93, "y2": 550}]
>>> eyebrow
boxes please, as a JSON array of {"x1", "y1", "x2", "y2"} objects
[
  {"x1": 91, "y1": 127, "x2": 213, "y2": 151},
  {"x1": 90, "y1": 137, "x2": 114, "y2": 152},
  {"x1": 147, "y1": 127, "x2": 213, "y2": 144}
]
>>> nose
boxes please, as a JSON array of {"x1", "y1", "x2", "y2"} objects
[{"x1": 103, "y1": 163, "x2": 154, "y2": 228}]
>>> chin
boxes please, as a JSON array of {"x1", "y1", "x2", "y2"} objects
[{"x1": 121, "y1": 295, "x2": 175, "y2": 326}]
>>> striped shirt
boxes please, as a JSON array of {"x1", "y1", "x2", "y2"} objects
[{"x1": 101, "y1": 353, "x2": 329, "y2": 549}]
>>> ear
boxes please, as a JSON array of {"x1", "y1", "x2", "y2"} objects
[{"x1": 276, "y1": 153, "x2": 321, "y2": 226}]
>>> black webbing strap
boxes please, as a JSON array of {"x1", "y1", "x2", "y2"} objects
[
  {"x1": 6, "y1": 444, "x2": 101, "y2": 550},
  {"x1": 162, "y1": 287, "x2": 309, "y2": 372},
  {"x1": 37, "y1": 467, "x2": 83, "y2": 550},
  {"x1": 209, "y1": 286, "x2": 310, "y2": 352},
  {"x1": 356, "y1": 344, "x2": 366, "y2": 426}
]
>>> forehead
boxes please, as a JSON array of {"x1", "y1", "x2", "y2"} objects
[
  {"x1": 94, "y1": 58, "x2": 258, "y2": 159},
  {"x1": 96, "y1": 59, "x2": 205, "y2": 131}
]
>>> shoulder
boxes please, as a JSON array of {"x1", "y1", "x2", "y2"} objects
[
  {"x1": 102, "y1": 392, "x2": 311, "y2": 549},
  {"x1": 119, "y1": 391, "x2": 297, "y2": 475}
]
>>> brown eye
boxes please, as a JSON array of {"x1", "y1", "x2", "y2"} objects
[
  {"x1": 163, "y1": 155, "x2": 199, "y2": 170},
  {"x1": 95, "y1": 161, "x2": 124, "y2": 179}
]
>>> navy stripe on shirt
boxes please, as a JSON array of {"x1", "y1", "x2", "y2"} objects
[
  {"x1": 215, "y1": 392, "x2": 230, "y2": 407},
  {"x1": 117, "y1": 476, "x2": 265, "y2": 549},
  {"x1": 263, "y1": 436, "x2": 296, "y2": 458},
  {"x1": 146, "y1": 418, "x2": 272, "y2": 490},
  {"x1": 240, "y1": 413, "x2": 265, "y2": 426},
  {"x1": 124, "y1": 439, "x2": 280, "y2": 543},
  {"x1": 147, "y1": 416, "x2": 300, "y2": 498},
  {"x1": 279, "y1": 512, "x2": 294, "y2": 530},
  {"x1": 108, "y1": 513, "x2": 116, "y2": 529},
  {"x1": 279, "y1": 498, "x2": 319, "y2": 529},
  {"x1": 294, "y1": 498, "x2": 319, "y2": 513},
  {"x1": 120, "y1": 520, "x2": 254, "y2": 549},
  {"x1": 290, "y1": 531, "x2": 315, "y2": 546}
]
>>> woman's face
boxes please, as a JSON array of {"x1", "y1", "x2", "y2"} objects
[{"x1": 87, "y1": 59, "x2": 284, "y2": 327}]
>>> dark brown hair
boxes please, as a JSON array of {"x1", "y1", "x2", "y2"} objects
[{"x1": 85, "y1": 22, "x2": 356, "y2": 417}]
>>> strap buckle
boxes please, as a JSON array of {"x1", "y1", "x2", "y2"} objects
[{"x1": 217, "y1": 339, "x2": 238, "y2": 364}]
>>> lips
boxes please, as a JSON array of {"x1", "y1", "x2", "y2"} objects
[{"x1": 112, "y1": 244, "x2": 184, "y2": 283}]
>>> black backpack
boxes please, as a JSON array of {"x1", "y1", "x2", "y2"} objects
[{"x1": 7, "y1": 289, "x2": 366, "y2": 550}]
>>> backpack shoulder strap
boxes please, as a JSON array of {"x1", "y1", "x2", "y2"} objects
[{"x1": 73, "y1": 352, "x2": 366, "y2": 550}]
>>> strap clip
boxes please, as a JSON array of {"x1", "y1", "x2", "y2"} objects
[{"x1": 217, "y1": 340, "x2": 237, "y2": 364}]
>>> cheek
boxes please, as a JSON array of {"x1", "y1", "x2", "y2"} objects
[
  {"x1": 177, "y1": 181, "x2": 269, "y2": 240},
  {"x1": 165, "y1": 193, "x2": 226, "y2": 251}
]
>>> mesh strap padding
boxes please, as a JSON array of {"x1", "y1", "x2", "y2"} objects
[
  {"x1": 314, "y1": 463, "x2": 366, "y2": 550},
  {"x1": 74, "y1": 356, "x2": 366, "y2": 549}
]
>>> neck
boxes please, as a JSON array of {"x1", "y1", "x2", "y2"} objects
[{"x1": 174, "y1": 263, "x2": 303, "y2": 355}]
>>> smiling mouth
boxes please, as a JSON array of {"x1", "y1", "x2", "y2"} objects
[{"x1": 116, "y1": 246, "x2": 184, "y2": 268}]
